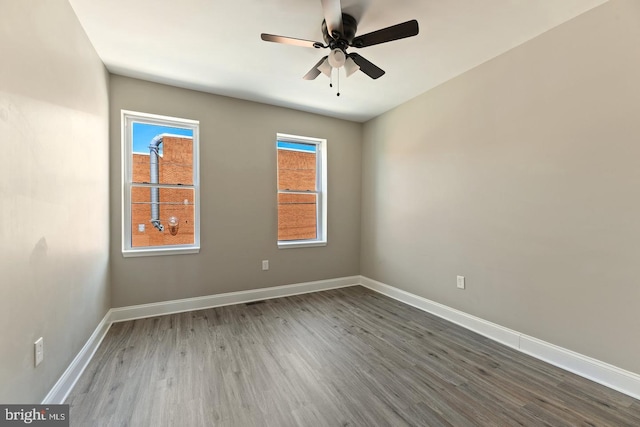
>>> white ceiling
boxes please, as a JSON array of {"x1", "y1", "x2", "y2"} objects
[{"x1": 68, "y1": 0, "x2": 608, "y2": 122}]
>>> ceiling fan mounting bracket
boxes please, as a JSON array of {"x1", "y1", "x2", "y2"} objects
[{"x1": 322, "y1": 13, "x2": 357, "y2": 46}]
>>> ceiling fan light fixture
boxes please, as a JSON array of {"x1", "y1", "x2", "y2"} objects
[
  {"x1": 344, "y1": 57, "x2": 360, "y2": 77},
  {"x1": 317, "y1": 58, "x2": 332, "y2": 77},
  {"x1": 328, "y1": 48, "x2": 346, "y2": 68}
]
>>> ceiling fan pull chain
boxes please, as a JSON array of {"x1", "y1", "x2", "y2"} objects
[
  {"x1": 329, "y1": 69, "x2": 333, "y2": 88},
  {"x1": 337, "y1": 68, "x2": 340, "y2": 96}
]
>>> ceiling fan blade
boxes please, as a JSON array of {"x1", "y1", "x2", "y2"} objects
[
  {"x1": 261, "y1": 33, "x2": 324, "y2": 49},
  {"x1": 348, "y1": 53, "x2": 385, "y2": 79},
  {"x1": 303, "y1": 56, "x2": 329, "y2": 80},
  {"x1": 351, "y1": 20, "x2": 419, "y2": 48},
  {"x1": 321, "y1": 0, "x2": 343, "y2": 38}
]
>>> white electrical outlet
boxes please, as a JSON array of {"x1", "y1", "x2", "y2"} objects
[
  {"x1": 457, "y1": 276, "x2": 466, "y2": 290},
  {"x1": 34, "y1": 337, "x2": 44, "y2": 367},
  {"x1": 262, "y1": 260, "x2": 269, "y2": 271}
]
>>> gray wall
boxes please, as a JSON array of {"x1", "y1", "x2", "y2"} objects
[
  {"x1": 361, "y1": 0, "x2": 640, "y2": 375},
  {"x1": 0, "y1": 0, "x2": 110, "y2": 402},
  {"x1": 109, "y1": 76, "x2": 361, "y2": 307}
]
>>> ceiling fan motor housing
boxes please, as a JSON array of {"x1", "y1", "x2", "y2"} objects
[{"x1": 322, "y1": 13, "x2": 357, "y2": 48}]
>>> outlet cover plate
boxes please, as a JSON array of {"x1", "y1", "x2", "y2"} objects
[
  {"x1": 457, "y1": 276, "x2": 465, "y2": 289},
  {"x1": 34, "y1": 337, "x2": 44, "y2": 366}
]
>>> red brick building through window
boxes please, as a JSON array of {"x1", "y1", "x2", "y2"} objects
[
  {"x1": 131, "y1": 136, "x2": 194, "y2": 247},
  {"x1": 278, "y1": 148, "x2": 318, "y2": 241}
]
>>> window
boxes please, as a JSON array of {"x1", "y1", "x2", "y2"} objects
[
  {"x1": 277, "y1": 133, "x2": 327, "y2": 248},
  {"x1": 122, "y1": 110, "x2": 200, "y2": 257}
]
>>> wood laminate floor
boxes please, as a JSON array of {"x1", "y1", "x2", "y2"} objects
[{"x1": 66, "y1": 286, "x2": 640, "y2": 426}]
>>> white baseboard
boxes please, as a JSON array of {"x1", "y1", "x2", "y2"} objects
[
  {"x1": 519, "y1": 335, "x2": 640, "y2": 400},
  {"x1": 359, "y1": 275, "x2": 640, "y2": 401},
  {"x1": 42, "y1": 311, "x2": 112, "y2": 404},
  {"x1": 43, "y1": 276, "x2": 360, "y2": 403},
  {"x1": 110, "y1": 276, "x2": 360, "y2": 323},
  {"x1": 359, "y1": 276, "x2": 521, "y2": 350}
]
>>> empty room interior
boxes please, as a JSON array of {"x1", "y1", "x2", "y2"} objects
[{"x1": 2, "y1": 0, "x2": 640, "y2": 425}]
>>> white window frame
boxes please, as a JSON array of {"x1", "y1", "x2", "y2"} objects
[
  {"x1": 277, "y1": 133, "x2": 327, "y2": 249},
  {"x1": 121, "y1": 110, "x2": 200, "y2": 257}
]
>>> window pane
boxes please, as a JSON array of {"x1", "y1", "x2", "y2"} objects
[
  {"x1": 132, "y1": 123, "x2": 193, "y2": 185},
  {"x1": 131, "y1": 186, "x2": 195, "y2": 247},
  {"x1": 278, "y1": 193, "x2": 317, "y2": 241},
  {"x1": 277, "y1": 147, "x2": 316, "y2": 191}
]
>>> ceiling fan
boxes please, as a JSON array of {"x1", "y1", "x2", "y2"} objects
[{"x1": 260, "y1": 0, "x2": 419, "y2": 85}]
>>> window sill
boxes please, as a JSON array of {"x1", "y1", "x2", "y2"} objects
[
  {"x1": 122, "y1": 246, "x2": 200, "y2": 258},
  {"x1": 278, "y1": 240, "x2": 327, "y2": 249}
]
